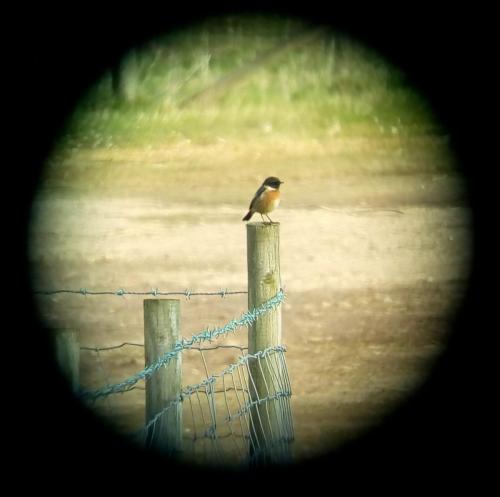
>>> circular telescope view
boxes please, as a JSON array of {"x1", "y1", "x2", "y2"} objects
[{"x1": 29, "y1": 15, "x2": 472, "y2": 467}]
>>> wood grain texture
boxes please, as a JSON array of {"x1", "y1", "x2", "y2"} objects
[{"x1": 144, "y1": 299, "x2": 182, "y2": 454}]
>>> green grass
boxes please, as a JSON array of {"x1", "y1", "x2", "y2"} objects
[
  {"x1": 55, "y1": 16, "x2": 440, "y2": 152},
  {"x1": 38, "y1": 15, "x2": 456, "y2": 200}
]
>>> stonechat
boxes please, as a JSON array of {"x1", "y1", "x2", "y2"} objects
[{"x1": 242, "y1": 176, "x2": 284, "y2": 223}]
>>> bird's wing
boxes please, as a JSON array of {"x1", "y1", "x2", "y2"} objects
[{"x1": 249, "y1": 185, "x2": 266, "y2": 210}]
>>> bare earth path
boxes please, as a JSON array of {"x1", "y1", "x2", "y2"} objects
[{"x1": 30, "y1": 179, "x2": 471, "y2": 461}]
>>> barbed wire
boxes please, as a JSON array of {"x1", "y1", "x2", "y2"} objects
[
  {"x1": 52, "y1": 284, "x2": 291, "y2": 463},
  {"x1": 80, "y1": 342, "x2": 144, "y2": 352},
  {"x1": 34, "y1": 288, "x2": 247, "y2": 298},
  {"x1": 136, "y1": 344, "x2": 290, "y2": 440},
  {"x1": 79, "y1": 289, "x2": 285, "y2": 401},
  {"x1": 165, "y1": 343, "x2": 292, "y2": 463},
  {"x1": 80, "y1": 343, "x2": 248, "y2": 353}
]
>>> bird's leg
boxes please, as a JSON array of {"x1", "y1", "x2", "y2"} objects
[
  {"x1": 260, "y1": 213, "x2": 266, "y2": 224},
  {"x1": 265, "y1": 214, "x2": 273, "y2": 224}
]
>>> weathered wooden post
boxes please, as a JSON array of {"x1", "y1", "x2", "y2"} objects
[
  {"x1": 54, "y1": 329, "x2": 79, "y2": 393},
  {"x1": 246, "y1": 222, "x2": 288, "y2": 463},
  {"x1": 144, "y1": 299, "x2": 182, "y2": 456}
]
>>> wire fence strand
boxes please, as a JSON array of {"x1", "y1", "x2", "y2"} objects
[
  {"x1": 79, "y1": 289, "x2": 285, "y2": 401},
  {"x1": 136, "y1": 344, "x2": 292, "y2": 465},
  {"x1": 80, "y1": 342, "x2": 144, "y2": 352},
  {"x1": 59, "y1": 286, "x2": 292, "y2": 465},
  {"x1": 34, "y1": 288, "x2": 247, "y2": 298}
]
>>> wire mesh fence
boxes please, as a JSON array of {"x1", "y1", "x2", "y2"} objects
[
  {"x1": 46, "y1": 287, "x2": 293, "y2": 466},
  {"x1": 134, "y1": 344, "x2": 292, "y2": 466}
]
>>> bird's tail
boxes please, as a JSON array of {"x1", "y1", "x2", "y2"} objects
[{"x1": 242, "y1": 211, "x2": 253, "y2": 221}]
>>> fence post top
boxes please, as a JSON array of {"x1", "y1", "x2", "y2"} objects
[
  {"x1": 246, "y1": 222, "x2": 280, "y2": 228},
  {"x1": 53, "y1": 327, "x2": 77, "y2": 334},
  {"x1": 143, "y1": 298, "x2": 181, "y2": 303}
]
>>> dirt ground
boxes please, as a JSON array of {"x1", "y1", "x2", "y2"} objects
[{"x1": 29, "y1": 173, "x2": 472, "y2": 463}]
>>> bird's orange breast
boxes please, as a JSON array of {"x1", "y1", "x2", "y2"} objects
[{"x1": 253, "y1": 189, "x2": 280, "y2": 214}]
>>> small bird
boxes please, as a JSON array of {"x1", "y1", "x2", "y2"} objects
[{"x1": 242, "y1": 176, "x2": 284, "y2": 223}]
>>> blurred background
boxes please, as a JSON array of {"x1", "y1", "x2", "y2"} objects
[{"x1": 28, "y1": 15, "x2": 472, "y2": 464}]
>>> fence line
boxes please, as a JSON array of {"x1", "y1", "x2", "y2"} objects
[
  {"x1": 35, "y1": 288, "x2": 247, "y2": 298},
  {"x1": 80, "y1": 342, "x2": 144, "y2": 352},
  {"x1": 52, "y1": 224, "x2": 293, "y2": 464},
  {"x1": 140, "y1": 345, "x2": 289, "y2": 432},
  {"x1": 76, "y1": 289, "x2": 292, "y2": 465},
  {"x1": 80, "y1": 343, "x2": 248, "y2": 353},
  {"x1": 134, "y1": 344, "x2": 292, "y2": 464},
  {"x1": 79, "y1": 289, "x2": 285, "y2": 401}
]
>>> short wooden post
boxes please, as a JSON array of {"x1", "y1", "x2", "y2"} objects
[
  {"x1": 54, "y1": 329, "x2": 79, "y2": 393},
  {"x1": 247, "y1": 222, "x2": 287, "y2": 463},
  {"x1": 144, "y1": 299, "x2": 182, "y2": 455}
]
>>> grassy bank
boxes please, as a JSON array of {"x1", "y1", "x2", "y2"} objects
[{"x1": 39, "y1": 15, "x2": 456, "y2": 200}]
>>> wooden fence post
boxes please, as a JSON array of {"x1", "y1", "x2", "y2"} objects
[
  {"x1": 144, "y1": 299, "x2": 182, "y2": 455},
  {"x1": 54, "y1": 329, "x2": 79, "y2": 394},
  {"x1": 246, "y1": 222, "x2": 288, "y2": 463}
]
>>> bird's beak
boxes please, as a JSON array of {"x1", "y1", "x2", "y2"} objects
[{"x1": 280, "y1": 181, "x2": 285, "y2": 184}]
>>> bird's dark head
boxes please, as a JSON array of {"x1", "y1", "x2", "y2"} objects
[{"x1": 263, "y1": 177, "x2": 284, "y2": 189}]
